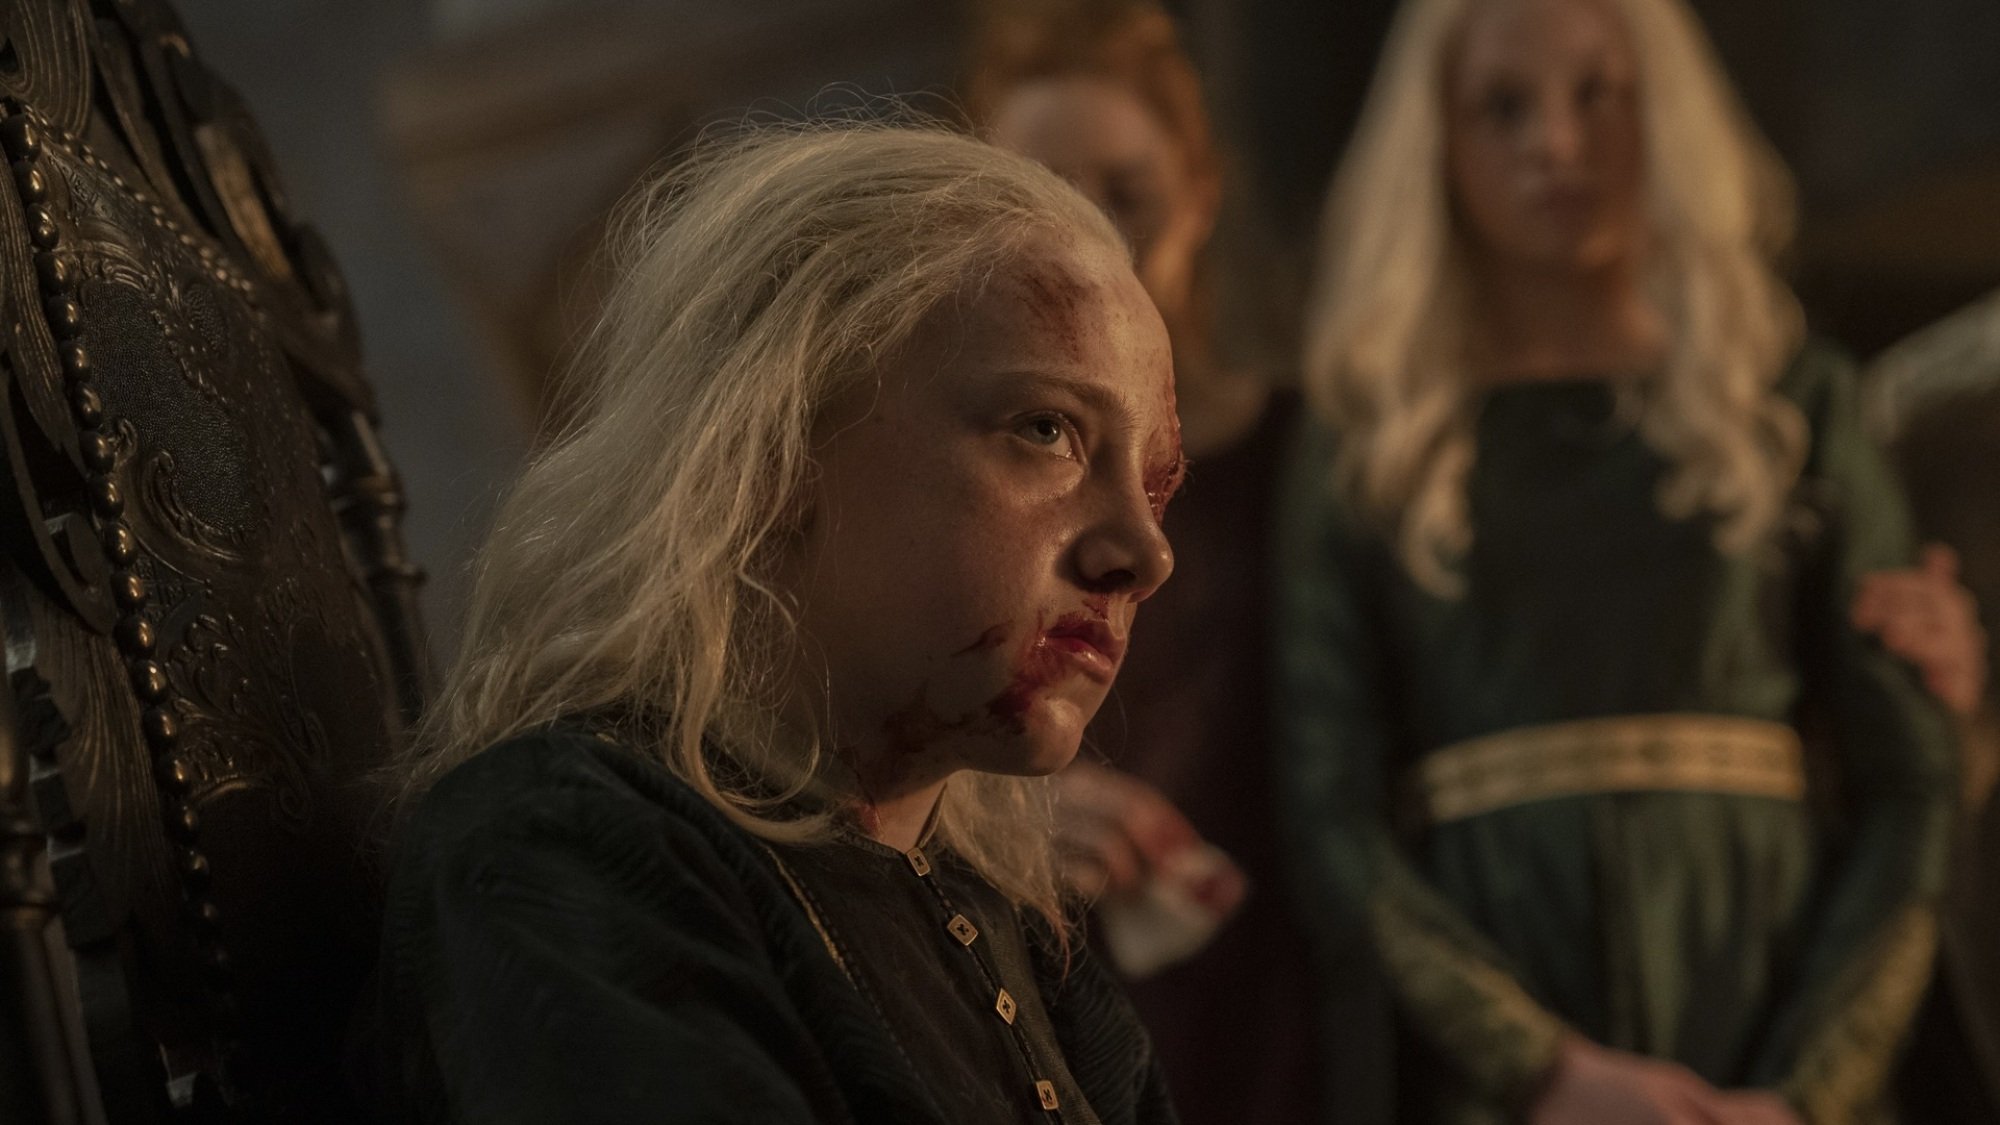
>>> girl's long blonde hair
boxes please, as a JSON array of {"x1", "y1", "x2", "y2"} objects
[
  {"x1": 1304, "y1": 0, "x2": 1807, "y2": 592},
  {"x1": 392, "y1": 120, "x2": 1123, "y2": 925}
]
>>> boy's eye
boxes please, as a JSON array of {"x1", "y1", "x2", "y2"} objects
[{"x1": 1017, "y1": 414, "x2": 1078, "y2": 458}]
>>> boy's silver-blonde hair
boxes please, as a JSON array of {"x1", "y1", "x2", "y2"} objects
[
  {"x1": 396, "y1": 120, "x2": 1124, "y2": 925},
  {"x1": 1304, "y1": 0, "x2": 1806, "y2": 592}
]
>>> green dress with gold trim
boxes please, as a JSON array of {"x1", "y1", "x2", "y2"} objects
[{"x1": 1272, "y1": 345, "x2": 1958, "y2": 1125}]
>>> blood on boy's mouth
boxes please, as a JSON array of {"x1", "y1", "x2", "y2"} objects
[{"x1": 1041, "y1": 614, "x2": 1123, "y2": 675}]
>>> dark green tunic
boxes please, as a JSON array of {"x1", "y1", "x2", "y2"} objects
[
  {"x1": 1273, "y1": 346, "x2": 1958, "y2": 1124},
  {"x1": 365, "y1": 724, "x2": 1175, "y2": 1124}
]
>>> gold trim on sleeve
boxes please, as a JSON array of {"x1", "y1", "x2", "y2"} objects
[
  {"x1": 1782, "y1": 906, "x2": 1940, "y2": 1125},
  {"x1": 1367, "y1": 894, "x2": 1569, "y2": 1105}
]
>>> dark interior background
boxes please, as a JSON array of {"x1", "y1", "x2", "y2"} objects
[{"x1": 174, "y1": 0, "x2": 2000, "y2": 654}]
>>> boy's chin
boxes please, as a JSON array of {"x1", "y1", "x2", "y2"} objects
[
  {"x1": 963, "y1": 722, "x2": 1086, "y2": 778},
  {"x1": 946, "y1": 689, "x2": 1097, "y2": 776}
]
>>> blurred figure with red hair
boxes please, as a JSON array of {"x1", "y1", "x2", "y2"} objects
[{"x1": 969, "y1": 4, "x2": 1317, "y2": 1122}]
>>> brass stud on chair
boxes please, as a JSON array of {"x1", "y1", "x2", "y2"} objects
[
  {"x1": 13, "y1": 161, "x2": 49, "y2": 203},
  {"x1": 130, "y1": 660, "x2": 168, "y2": 702},
  {"x1": 80, "y1": 430, "x2": 116, "y2": 473},
  {"x1": 60, "y1": 340, "x2": 90, "y2": 382},
  {"x1": 35, "y1": 250, "x2": 71, "y2": 290},
  {"x1": 26, "y1": 204, "x2": 60, "y2": 249},
  {"x1": 44, "y1": 294, "x2": 81, "y2": 337},
  {"x1": 116, "y1": 614, "x2": 155, "y2": 654},
  {"x1": 88, "y1": 475, "x2": 123, "y2": 518},
  {"x1": 112, "y1": 571, "x2": 147, "y2": 610},
  {"x1": 1, "y1": 115, "x2": 43, "y2": 159},
  {"x1": 142, "y1": 706, "x2": 177, "y2": 745}
]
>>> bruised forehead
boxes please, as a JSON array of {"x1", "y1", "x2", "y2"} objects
[
  {"x1": 973, "y1": 240, "x2": 1169, "y2": 399},
  {"x1": 986, "y1": 236, "x2": 1155, "y2": 362},
  {"x1": 896, "y1": 233, "x2": 1176, "y2": 445},
  {"x1": 1006, "y1": 247, "x2": 1112, "y2": 368}
]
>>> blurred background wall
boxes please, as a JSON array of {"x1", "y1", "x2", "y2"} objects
[
  {"x1": 174, "y1": 0, "x2": 2000, "y2": 656},
  {"x1": 175, "y1": 0, "x2": 530, "y2": 657}
]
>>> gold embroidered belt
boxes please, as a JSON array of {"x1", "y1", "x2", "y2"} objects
[{"x1": 1411, "y1": 713, "x2": 1805, "y2": 826}]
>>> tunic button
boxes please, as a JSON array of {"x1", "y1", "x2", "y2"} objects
[
  {"x1": 1035, "y1": 1080, "x2": 1060, "y2": 1110},
  {"x1": 946, "y1": 914, "x2": 978, "y2": 946},
  {"x1": 905, "y1": 847, "x2": 932, "y2": 877},
  {"x1": 994, "y1": 988, "x2": 1017, "y2": 1025}
]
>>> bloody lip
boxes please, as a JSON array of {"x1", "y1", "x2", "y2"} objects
[
  {"x1": 1041, "y1": 613, "x2": 1124, "y2": 682},
  {"x1": 985, "y1": 608, "x2": 1128, "y2": 723}
]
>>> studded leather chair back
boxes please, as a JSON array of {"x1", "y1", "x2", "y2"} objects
[{"x1": 1, "y1": 1, "x2": 429, "y2": 1120}]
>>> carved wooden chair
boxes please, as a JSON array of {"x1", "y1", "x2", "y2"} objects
[{"x1": 2, "y1": 1, "x2": 428, "y2": 1120}]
